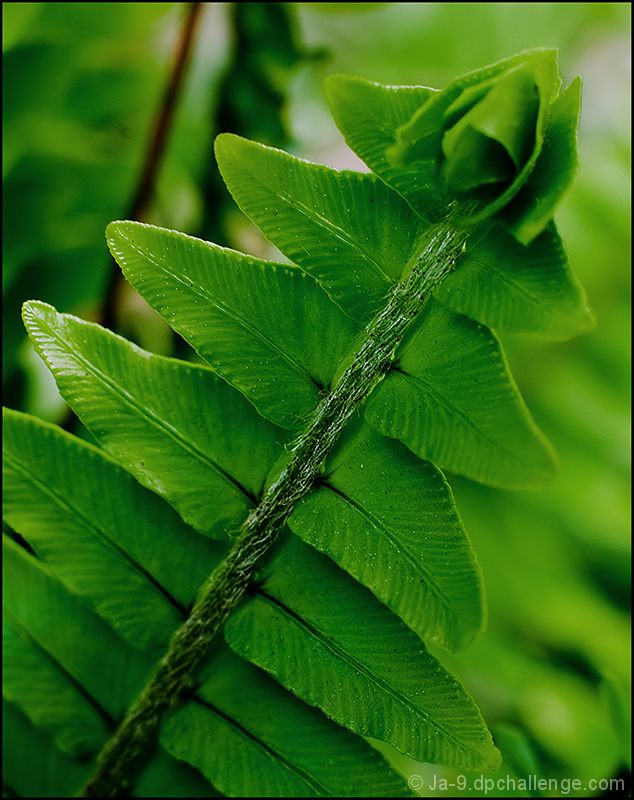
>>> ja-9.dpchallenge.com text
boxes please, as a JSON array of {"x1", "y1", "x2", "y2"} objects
[{"x1": 407, "y1": 773, "x2": 626, "y2": 795}]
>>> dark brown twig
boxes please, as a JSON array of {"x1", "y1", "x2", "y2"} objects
[
  {"x1": 101, "y1": 1, "x2": 204, "y2": 332},
  {"x1": 60, "y1": 3, "x2": 204, "y2": 436}
]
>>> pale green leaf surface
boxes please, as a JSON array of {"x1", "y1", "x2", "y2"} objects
[
  {"x1": 225, "y1": 535, "x2": 501, "y2": 772},
  {"x1": 288, "y1": 421, "x2": 484, "y2": 651},
  {"x1": 2, "y1": 409, "x2": 220, "y2": 650},
  {"x1": 442, "y1": 66, "x2": 540, "y2": 172},
  {"x1": 324, "y1": 75, "x2": 442, "y2": 218},
  {"x1": 162, "y1": 646, "x2": 411, "y2": 798},
  {"x1": 436, "y1": 62, "x2": 544, "y2": 204},
  {"x1": 365, "y1": 301, "x2": 557, "y2": 487},
  {"x1": 2, "y1": 536, "x2": 153, "y2": 721},
  {"x1": 106, "y1": 221, "x2": 358, "y2": 430},
  {"x1": 3, "y1": 612, "x2": 110, "y2": 758},
  {"x1": 21, "y1": 301, "x2": 287, "y2": 537},
  {"x1": 435, "y1": 221, "x2": 594, "y2": 340},
  {"x1": 388, "y1": 52, "x2": 559, "y2": 206},
  {"x1": 215, "y1": 133, "x2": 423, "y2": 324},
  {"x1": 388, "y1": 57, "x2": 527, "y2": 165},
  {"x1": 387, "y1": 50, "x2": 577, "y2": 241}
]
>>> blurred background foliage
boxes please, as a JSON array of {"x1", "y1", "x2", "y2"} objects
[{"x1": 3, "y1": 3, "x2": 630, "y2": 797}]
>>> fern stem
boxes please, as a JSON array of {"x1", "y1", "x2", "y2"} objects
[{"x1": 79, "y1": 206, "x2": 470, "y2": 797}]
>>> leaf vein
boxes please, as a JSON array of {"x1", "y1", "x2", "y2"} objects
[
  {"x1": 191, "y1": 694, "x2": 330, "y2": 796},
  {"x1": 321, "y1": 483, "x2": 456, "y2": 616},
  {"x1": 256, "y1": 590, "x2": 483, "y2": 758},
  {"x1": 4, "y1": 451, "x2": 186, "y2": 616}
]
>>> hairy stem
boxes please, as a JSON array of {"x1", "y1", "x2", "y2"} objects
[{"x1": 79, "y1": 207, "x2": 470, "y2": 797}]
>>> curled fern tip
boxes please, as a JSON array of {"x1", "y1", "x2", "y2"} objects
[{"x1": 388, "y1": 49, "x2": 581, "y2": 243}]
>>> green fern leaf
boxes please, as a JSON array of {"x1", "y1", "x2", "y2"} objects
[
  {"x1": 366, "y1": 300, "x2": 557, "y2": 487},
  {"x1": 3, "y1": 535, "x2": 154, "y2": 727},
  {"x1": 4, "y1": 51, "x2": 589, "y2": 797},
  {"x1": 4, "y1": 531, "x2": 409, "y2": 796},
  {"x1": 3, "y1": 408, "x2": 222, "y2": 650},
  {"x1": 20, "y1": 302, "x2": 288, "y2": 538},
  {"x1": 106, "y1": 222, "x2": 358, "y2": 430},
  {"x1": 226, "y1": 104, "x2": 591, "y2": 343},
  {"x1": 436, "y1": 220, "x2": 595, "y2": 340},
  {"x1": 323, "y1": 75, "x2": 442, "y2": 218},
  {"x1": 3, "y1": 612, "x2": 110, "y2": 758},
  {"x1": 288, "y1": 418, "x2": 484, "y2": 651},
  {"x1": 226, "y1": 535, "x2": 500, "y2": 772},
  {"x1": 215, "y1": 132, "x2": 421, "y2": 323},
  {"x1": 3, "y1": 701, "x2": 94, "y2": 799},
  {"x1": 17, "y1": 304, "x2": 497, "y2": 767},
  {"x1": 21, "y1": 303, "x2": 484, "y2": 654},
  {"x1": 162, "y1": 646, "x2": 412, "y2": 797}
]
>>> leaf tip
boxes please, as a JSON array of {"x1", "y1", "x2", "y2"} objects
[
  {"x1": 21, "y1": 298, "x2": 53, "y2": 329},
  {"x1": 323, "y1": 73, "x2": 369, "y2": 112},
  {"x1": 214, "y1": 131, "x2": 250, "y2": 165}
]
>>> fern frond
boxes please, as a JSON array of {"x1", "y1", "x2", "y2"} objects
[{"x1": 4, "y1": 52, "x2": 590, "y2": 797}]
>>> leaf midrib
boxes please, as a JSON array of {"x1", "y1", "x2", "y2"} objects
[
  {"x1": 117, "y1": 234, "x2": 324, "y2": 395},
  {"x1": 256, "y1": 590, "x2": 486, "y2": 762},
  {"x1": 463, "y1": 249, "x2": 577, "y2": 327},
  {"x1": 465, "y1": 251, "x2": 543, "y2": 304},
  {"x1": 4, "y1": 450, "x2": 186, "y2": 617},
  {"x1": 320, "y1": 482, "x2": 458, "y2": 624},
  {"x1": 38, "y1": 316, "x2": 256, "y2": 506},
  {"x1": 237, "y1": 161, "x2": 395, "y2": 286},
  {"x1": 392, "y1": 366, "x2": 525, "y2": 463},
  {"x1": 190, "y1": 695, "x2": 329, "y2": 796}
]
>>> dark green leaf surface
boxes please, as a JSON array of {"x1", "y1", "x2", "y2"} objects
[
  {"x1": 3, "y1": 409, "x2": 223, "y2": 650},
  {"x1": 226, "y1": 535, "x2": 501, "y2": 773},
  {"x1": 129, "y1": 746, "x2": 221, "y2": 798},
  {"x1": 3, "y1": 611, "x2": 110, "y2": 758},
  {"x1": 366, "y1": 301, "x2": 557, "y2": 487},
  {"x1": 5, "y1": 529, "x2": 409, "y2": 797},
  {"x1": 4, "y1": 700, "x2": 218, "y2": 799},
  {"x1": 106, "y1": 221, "x2": 358, "y2": 430},
  {"x1": 2, "y1": 701, "x2": 94, "y2": 799},
  {"x1": 289, "y1": 421, "x2": 484, "y2": 651},
  {"x1": 3, "y1": 535, "x2": 153, "y2": 723},
  {"x1": 22, "y1": 302, "x2": 287, "y2": 538},
  {"x1": 162, "y1": 646, "x2": 412, "y2": 797},
  {"x1": 2, "y1": 538, "x2": 221, "y2": 797}
]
